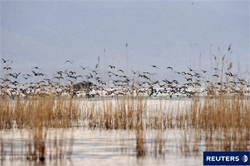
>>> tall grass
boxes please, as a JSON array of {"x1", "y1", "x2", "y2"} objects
[
  {"x1": 1, "y1": 88, "x2": 249, "y2": 159},
  {"x1": 0, "y1": 94, "x2": 78, "y2": 161}
]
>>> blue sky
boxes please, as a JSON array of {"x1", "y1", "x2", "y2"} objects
[{"x1": 1, "y1": 1, "x2": 249, "y2": 79}]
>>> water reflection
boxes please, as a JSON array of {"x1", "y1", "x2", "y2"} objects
[{"x1": 1, "y1": 128, "x2": 203, "y2": 166}]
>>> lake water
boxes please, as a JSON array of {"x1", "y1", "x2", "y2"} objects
[{"x1": 1, "y1": 128, "x2": 203, "y2": 166}]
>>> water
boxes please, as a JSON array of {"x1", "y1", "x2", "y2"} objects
[{"x1": 1, "y1": 128, "x2": 203, "y2": 166}]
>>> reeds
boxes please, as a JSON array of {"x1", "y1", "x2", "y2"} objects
[
  {"x1": 1, "y1": 85, "x2": 249, "y2": 159},
  {"x1": 82, "y1": 93, "x2": 249, "y2": 157},
  {"x1": 0, "y1": 94, "x2": 78, "y2": 161}
]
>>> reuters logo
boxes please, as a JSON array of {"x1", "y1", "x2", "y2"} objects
[{"x1": 241, "y1": 155, "x2": 248, "y2": 163}]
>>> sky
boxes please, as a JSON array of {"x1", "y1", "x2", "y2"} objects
[{"x1": 1, "y1": 0, "x2": 249, "y2": 80}]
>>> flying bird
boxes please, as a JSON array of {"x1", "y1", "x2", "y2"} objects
[
  {"x1": 3, "y1": 66, "x2": 11, "y2": 70},
  {"x1": 69, "y1": 71, "x2": 76, "y2": 75},
  {"x1": 212, "y1": 74, "x2": 219, "y2": 78},
  {"x1": 225, "y1": 72, "x2": 234, "y2": 77},
  {"x1": 188, "y1": 67, "x2": 195, "y2": 72},
  {"x1": 80, "y1": 66, "x2": 89, "y2": 70},
  {"x1": 132, "y1": 70, "x2": 138, "y2": 74},
  {"x1": 201, "y1": 70, "x2": 208, "y2": 73},
  {"x1": 117, "y1": 69, "x2": 124, "y2": 73},
  {"x1": 213, "y1": 68, "x2": 221, "y2": 71},
  {"x1": 228, "y1": 44, "x2": 232, "y2": 51},
  {"x1": 65, "y1": 60, "x2": 73, "y2": 64},
  {"x1": 54, "y1": 76, "x2": 64, "y2": 80},
  {"x1": 108, "y1": 65, "x2": 115, "y2": 69},
  {"x1": 32, "y1": 71, "x2": 47, "y2": 76},
  {"x1": 2, "y1": 58, "x2": 9, "y2": 63},
  {"x1": 150, "y1": 65, "x2": 159, "y2": 69},
  {"x1": 32, "y1": 67, "x2": 41, "y2": 70}
]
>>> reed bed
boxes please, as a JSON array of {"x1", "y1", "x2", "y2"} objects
[
  {"x1": 0, "y1": 94, "x2": 78, "y2": 162},
  {"x1": 81, "y1": 93, "x2": 249, "y2": 156},
  {"x1": 1, "y1": 93, "x2": 249, "y2": 159}
]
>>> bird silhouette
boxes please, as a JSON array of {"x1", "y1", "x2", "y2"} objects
[
  {"x1": 32, "y1": 67, "x2": 41, "y2": 70},
  {"x1": 132, "y1": 70, "x2": 138, "y2": 74},
  {"x1": 69, "y1": 71, "x2": 76, "y2": 75},
  {"x1": 65, "y1": 60, "x2": 73, "y2": 64},
  {"x1": 225, "y1": 72, "x2": 234, "y2": 77},
  {"x1": 212, "y1": 74, "x2": 219, "y2": 78},
  {"x1": 3, "y1": 66, "x2": 11, "y2": 70},
  {"x1": 108, "y1": 65, "x2": 115, "y2": 69},
  {"x1": 228, "y1": 44, "x2": 231, "y2": 51},
  {"x1": 80, "y1": 66, "x2": 89, "y2": 70},
  {"x1": 32, "y1": 71, "x2": 47, "y2": 76},
  {"x1": 201, "y1": 70, "x2": 208, "y2": 73},
  {"x1": 117, "y1": 69, "x2": 124, "y2": 73},
  {"x1": 2, "y1": 58, "x2": 10, "y2": 63},
  {"x1": 150, "y1": 65, "x2": 159, "y2": 69},
  {"x1": 54, "y1": 76, "x2": 64, "y2": 80}
]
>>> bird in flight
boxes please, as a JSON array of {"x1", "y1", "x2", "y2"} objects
[
  {"x1": 32, "y1": 70, "x2": 47, "y2": 76},
  {"x1": 150, "y1": 65, "x2": 159, "y2": 69},
  {"x1": 109, "y1": 65, "x2": 115, "y2": 69},
  {"x1": 2, "y1": 58, "x2": 9, "y2": 63},
  {"x1": 54, "y1": 76, "x2": 64, "y2": 80},
  {"x1": 32, "y1": 67, "x2": 41, "y2": 70},
  {"x1": 213, "y1": 68, "x2": 221, "y2": 71},
  {"x1": 188, "y1": 67, "x2": 195, "y2": 72},
  {"x1": 201, "y1": 70, "x2": 208, "y2": 73},
  {"x1": 80, "y1": 66, "x2": 89, "y2": 70},
  {"x1": 167, "y1": 67, "x2": 173, "y2": 70},
  {"x1": 22, "y1": 74, "x2": 32, "y2": 80},
  {"x1": 3, "y1": 66, "x2": 11, "y2": 70},
  {"x1": 65, "y1": 60, "x2": 73, "y2": 64},
  {"x1": 118, "y1": 69, "x2": 124, "y2": 73},
  {"x1": 191, "y1": 2, "x2": 195, "y2": 5},
  {"x1": 132, "y1": 70, "x2": 138, "y2": 74},
  {"x1": 68, "y1": 71, "x2": 76, "y2": 75},
  {"x1": 225, "y1": 72, "x2": 234, "y2": 77},
  {"x1": 212, "y1": 74, "x2": 219, "y2": 78}
]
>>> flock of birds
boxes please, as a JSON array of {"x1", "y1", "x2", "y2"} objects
[{"x1": 1, "y1": 58, "x2": 250, "y2": 99}]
